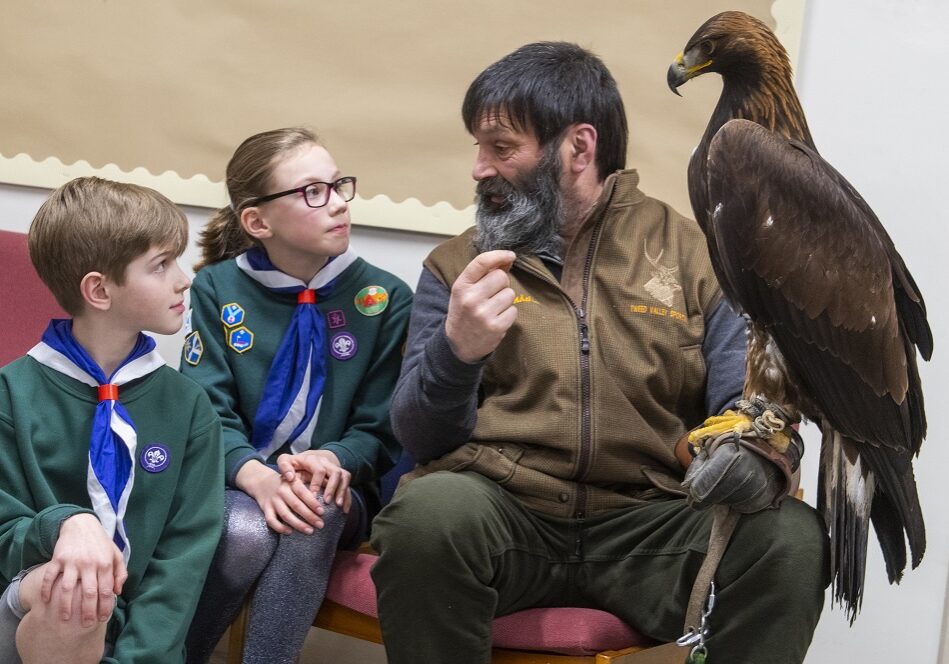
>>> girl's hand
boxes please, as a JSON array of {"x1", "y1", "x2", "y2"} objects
[
  {"x1": 277, "y1": 450, "x2": 352, "y2": 512},
  {"x1": 236, "y1": 460, "x2": 325, "y2": 535},
  {"x1": 41, "y1": 513, "x2": 126, "y2": 627}
]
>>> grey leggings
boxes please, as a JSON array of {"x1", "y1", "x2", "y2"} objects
[
  {"x1": 185, "y1": 487, "x2": 365, "y2": 664},
  {"x1": 0, "y1": 568, "x2": 29, "y2": 664}
]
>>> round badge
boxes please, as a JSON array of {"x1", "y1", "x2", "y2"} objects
[
  {"x1": 330, "y1": 331, "x2": 358, "y2": 361},
  {"x1": 354, "y1": 285, "x2": 389, "y2": 316},
  {"x1": 140, "y1": 444, "x2": 170, "y2": 473}
]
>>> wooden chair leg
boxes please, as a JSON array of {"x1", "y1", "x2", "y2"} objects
[{"x1": 226, "y1": 601, "x2": 250, "y2": 664}]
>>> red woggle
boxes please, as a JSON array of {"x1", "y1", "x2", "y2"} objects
[
  {"x1": 98, "y1": 384, "x2": 119, "y2": 402},
  {"x1": 298, "y1": 289, "x2": 316, "y2": 304}
]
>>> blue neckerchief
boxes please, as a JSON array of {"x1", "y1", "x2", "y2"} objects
[
  {"x1": 236, "y1": 246, "x2": 358, "y2": 459},
  {"x1": 28, "y1": 319, "x2": 165, "y2": 564}
]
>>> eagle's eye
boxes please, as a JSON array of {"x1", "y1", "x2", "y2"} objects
[{"x1": 700, "y1": 40, "x2": 715, "y2": 56}]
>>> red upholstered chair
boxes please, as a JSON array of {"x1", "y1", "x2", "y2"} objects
[
  {"x1": 0, "y1": 229, "x2": 66, "y2": 366},
  {"x1": 227, "y1": 549, "x2": 682, "y2": 663},
  {"x1": 224, "y1": 401, "x2": 682, "y2": 663}
]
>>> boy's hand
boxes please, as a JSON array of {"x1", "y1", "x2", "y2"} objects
[
  {"x1": 43, "y1": 513, "x2": 126, "y2": 627},
  {"x1": 237, "y1": 460, "x2": 326, "y2": 536},
  {"x1": 277, "y1": 450, "x2": 352, "y2": 513}
]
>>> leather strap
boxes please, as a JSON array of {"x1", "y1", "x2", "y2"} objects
[{"x1": 684, "y1": 504, "x2": 740, "y2": 632}]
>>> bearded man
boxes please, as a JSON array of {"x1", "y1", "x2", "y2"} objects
[{"x1": 370, "y1": 42, "x2": 829, "y2": 664}]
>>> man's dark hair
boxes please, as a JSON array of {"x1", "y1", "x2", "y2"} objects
[{"x1": 462, "y1": 41, "x2": 628, "y2": 180}]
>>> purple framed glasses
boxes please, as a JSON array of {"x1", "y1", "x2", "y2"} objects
[{"x1": 248, "y1": 176, "x2": 357, "y2": 208}]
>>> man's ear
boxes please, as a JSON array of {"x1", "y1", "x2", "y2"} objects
[
  {"x1": 564, "y1": 123, "x2": 598, "y2": 174},
  {"x1": 240, "y1": 206, "x2": 272, "y2": 241},
  {"x1": 79, "y1": 272, "x2": 111, "y2": 312}
]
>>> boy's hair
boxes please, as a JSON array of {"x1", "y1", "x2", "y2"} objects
[
  {"x1": 462, "y1": 42, "x2": 628, "y2": 181},
  {"x1": 195, "y1": 127, "x2": 321, "y2": 271},
  {"x1": 29, "y1": 176, "x2": 188, "y2": 315}
]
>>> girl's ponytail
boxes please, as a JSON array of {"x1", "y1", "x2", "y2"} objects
[
  {"x1": 194, "y1": 204, "x2": 253, "y2": 271},
  {"x1": 194, "y1": 127, "x2": 320, "y2": 272}
]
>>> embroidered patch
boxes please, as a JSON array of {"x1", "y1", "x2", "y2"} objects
[
  {"x1": 327, "y1": 309, "x2": 347, "y2": 329},
  {"x1": 183, "y1": 331, "x2": 204, "y2": 366},
  {"x1": 227, "y1": 326, "x2": 254, "y2": 353},
  {"x1": 629, "y1": 303, "x2": 687, "y2": 322},
  {"x1": 140, "y1": 444, "x2": 170, "y2": 473},
  {"x1": 330, "y1": 331, "x2": 358, "y2": 361},
  {"x1": 354, "y1": 285, "x2": 389, "y2": 316},
  {"x1": 220, "y1": 303, "x2": 246, "y2": 328},
  {"x1": 642, "y1": 240, "x2": 682, "y2": 307},
  {"x1": 513, "y1": 294, "x2": 537, "y2": 304}
]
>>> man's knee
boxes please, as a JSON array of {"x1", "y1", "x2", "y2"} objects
[
  {"x1": 372, "y1": 472, "x2": 501, "y2": 553},
  {"x1": 730, "y1": 499, "x2": 830, "y2": 593}
]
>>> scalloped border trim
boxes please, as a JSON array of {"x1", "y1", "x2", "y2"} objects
[
  {"x1": 0, "y1": 152, "x2": 227, "y2": 207},
  {"x1": 0, "y1": 151, "x2": 475, "y2": 237},
  {"x1": 0, "y1": 0, "x2": 800, "y2": 238}
]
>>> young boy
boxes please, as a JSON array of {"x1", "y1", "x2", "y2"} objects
[{"x1": 0, "y1": 177, "x2": 224, "y2": 663}]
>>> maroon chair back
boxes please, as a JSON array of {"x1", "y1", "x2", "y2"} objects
[{"x1": 0, "y1": 230, "x2": 66, "y2": 367}]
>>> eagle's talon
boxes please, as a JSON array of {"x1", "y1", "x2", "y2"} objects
[
  {"x1": 689, "y1": 397, "x2": 797, "y2": 453},
  {"x1": 687, "y1": 411, "x2": 755, "y2": 447}
]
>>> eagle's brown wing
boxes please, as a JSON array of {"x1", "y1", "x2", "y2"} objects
[{"x1": 703, "y1": 119, "x2": 930, "y2": 453}]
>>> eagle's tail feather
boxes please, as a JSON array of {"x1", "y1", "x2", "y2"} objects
[
  {"x1": 818, "y1": 427, "x2": 926, "y2": 624},
  {"x1": 818, "y1": 428, "x2": 871, "y2": 624},
  {"x1": 860, "y1": 442, "x2": 926, "y2": 571},
  {"x1": 869, "y1": 490, "x2": 907, "y2": 584}
]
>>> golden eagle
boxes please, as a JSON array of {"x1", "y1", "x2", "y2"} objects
[{"x1": 667, "y1": 11, "x2": 932, "y2": 621}]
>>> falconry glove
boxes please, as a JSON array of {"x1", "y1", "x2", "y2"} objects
[{"x1": 682, "y1": 398, "x2": 804, "y2": 514}]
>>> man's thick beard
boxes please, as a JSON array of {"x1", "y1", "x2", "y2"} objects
[{"x1": 472, "y1": 148, "x2": 564, "y2": 257}]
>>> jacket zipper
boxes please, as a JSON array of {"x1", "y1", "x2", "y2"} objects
[
  {"x1": 573, "y1": 218, "x2": 605, "y2": 536},
  {"x1": 575, "y1": 218, "x2": 603, "y2": 483},
  {"x1": 513, "y1": 216, "x2": 604, "y2": 530}
]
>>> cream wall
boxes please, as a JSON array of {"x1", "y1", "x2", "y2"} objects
[
  {"x1": 795, "y1": 1, "x2": 949, "y2": 662},
  {"x1": 1, "y1": 1, "x2": 947, "y2": 662}
]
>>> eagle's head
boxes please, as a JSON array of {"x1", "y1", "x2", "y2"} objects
[{"x1": 667, "y1": 11, "x2": 790, "y2": 95}]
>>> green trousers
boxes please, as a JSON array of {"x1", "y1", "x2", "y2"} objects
[{"x1": 370, "y1": 471, "x2": 829, "y2": 664}]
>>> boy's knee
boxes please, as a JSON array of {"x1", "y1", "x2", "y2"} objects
[
  {"x1": 17, "y1": 613, "x2": 106, "y2": 664},
  {"x1": 16, "y1": 575, "x2": 108, "y2": 661}
]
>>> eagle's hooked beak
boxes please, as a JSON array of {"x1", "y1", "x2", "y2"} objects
[
  {"x1": 667, "y1": 52, "x2": 688, "y2": 96},
  {"x1": 667, "y1": 51, "x2": 713, "y2": 95}
]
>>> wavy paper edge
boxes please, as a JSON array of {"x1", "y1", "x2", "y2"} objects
[{"x1": 0, "y1": 152, "x2": 474, "y2": 236}]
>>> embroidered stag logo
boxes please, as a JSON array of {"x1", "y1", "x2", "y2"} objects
[{"x1": 643, "y1": 240, "x2": 682, "y2": 307}]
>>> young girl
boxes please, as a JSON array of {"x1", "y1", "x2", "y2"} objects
[{"x1": 181, "y1": 128, "x2": 411, "y2": 663}]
